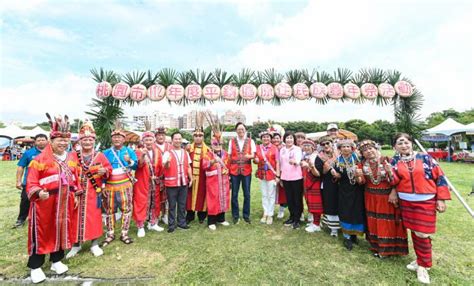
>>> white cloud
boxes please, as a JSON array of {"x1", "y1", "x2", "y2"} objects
[
  {"x1": 0, "y1": 0, "x2": 47, "y2": 14},
  {"x1": 224, "y1": 0, "x2": 474, "y2": 120},
  {"x1": 33, "y1": 25, "x2": 76, "y2": 42},
  {"x1": 0, "y1": 74, "x2": 95, "y2": 124},
  {"x1": 230, "y1": 0, "x2": 401, "y2": 70}
]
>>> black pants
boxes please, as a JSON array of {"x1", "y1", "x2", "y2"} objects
[
  {"x1": 186, "y1": 211, "x2": 207, "y2": 223},
  {"x1": 27, "y1": 219, "x2": 64, "y2": 269},
  {"x1": 17, "y1": 185, "x2": 30, "y2": 222},
  {"x1": 208, "y1": 212, "x2": 225, "y2": 225},
  {"x1": 283, "y1": 179, "x2": 304, "y2": 223},
  {"x1": 166, "y1": 186, "x2": 188, "y2": 229},
  {"x1": 27, "y1": 250, "x2": 64, "y2": 269}
]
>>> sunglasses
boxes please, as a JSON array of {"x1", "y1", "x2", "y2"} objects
[
  {"x1": 212, "y1": 143, "x2": 222, "y2": 146},
  {"x1": 194, "y1": 134, "x2": 204, "y2": 137},
  {"x1": 320, "y1": 142, "x2": 331, "y2": 146}
]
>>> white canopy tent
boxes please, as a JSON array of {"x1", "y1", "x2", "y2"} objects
[
  {"x1": 424, "y1": 118, "x2": 467, "y2": 136},
  {"x1": 0, "y1": 125, "x2": 49, "y2": 139},
  {"x1": 0, "y1": 124, "x2": 27, "y2": 139},
  {"x1": 466, "y1": 122, "x2": 474, "y2": 135},
  {"x1": 422, "y1": 118, "x2": 470, "y2": 161}
]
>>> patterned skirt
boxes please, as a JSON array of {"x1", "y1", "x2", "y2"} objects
[
  {"x1": 399, "y1": 198, "x2": 437, "y2": 234},
  {"x1": 365, "y1": 186, "x2": 408, "y2": 256}
]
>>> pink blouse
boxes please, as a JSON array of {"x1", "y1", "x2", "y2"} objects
[{"x1": 279, "y1": 145, "x2": 303, "y2": 181}]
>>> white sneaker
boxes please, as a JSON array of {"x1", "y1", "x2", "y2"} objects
[
  {"x1": 148, "y1": 224, "x2": 164, "y2": 232},
  {"x1": 330, "y1": 229, "x2": 338, "y2": 237},
  {"x1": 50, "y1": 261, "x2": 68, "y2": 275},
  {"x1": 260, "y1": 215, "x2": 267, "y2": 224},
  {"x1": 407, "y1": 260, "x2": 418, "y2": 271},
  {"x1": 90, "y1": 245, "x2": 104, "y2": 257},
  {"x1": 208, "y1": 224, "x2": 217, "y2": 231},
  {"x1": 277, "y1": 207, "x2": 285, "y2": 219},
  {"x1": 305, "y1": 223, "x2": 319, "y2": 233},
  {"x1": 266, "y1": 216, "x2": 273, "y2": 225},
  {"x1": 417, "y1": 266, "x2": 430, "y2": 284},
  {"x1": 66, "y1": 245, "x2": 81, "y2": 259},
  {"x1": 137, "y1": 227, "x2": 146, "y2": 238},
  {"x1": 162, "y1": 214, "x2": 169, "y2": 225},
  {"x1": 300, "y1": 213, "x2": 305, "y2": 222},
  {"x1": 308, "y1": 213, "x2": 314, "y2": 222},
  {"x1": 30, "y1": 268, "x2": 46, "y2": 284},
  {"x1": 219, "y1": 221, "x2": 230, "y2": 226}
]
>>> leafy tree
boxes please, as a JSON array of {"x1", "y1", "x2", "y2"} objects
[
  {"x1": 0, "y1": 121, "x2": 5, "y2": 128},
  {"x1": 458, "y1": 108, "x2": 474, "y2": 124}
]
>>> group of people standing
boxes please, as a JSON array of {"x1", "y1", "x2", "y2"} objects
[
  {"x1": 252, "y1": 123, "x2": 450, "y2": 284},
  {"x1": 15, "y1": 114, "x2": 450, "y2": 284}
]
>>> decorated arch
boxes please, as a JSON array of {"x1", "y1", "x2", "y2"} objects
[{"x1": 88, "y1": 68, "x2": 423, "y2": 146}]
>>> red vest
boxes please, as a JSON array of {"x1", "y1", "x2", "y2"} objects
[
  {"x1": 164, "y1": 149, "x2": 189, "y2": 187},
  {"x1": 229, "y1": 138, "x2": 252, "y2": 176},
  {"x1": 255, "y1": 144, "x2": 278, "y2": 180}
]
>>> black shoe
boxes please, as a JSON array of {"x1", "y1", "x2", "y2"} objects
[
  {"x1": 350, "y1": 235, "x2": 358, "y2": 244},
  {"x1": 292, "y1": 222, "x2": 300, "y2": 229},
  {"x1": 343, "y1": 238, "x2": 353, "y2": 251},
  {"x1": 244, "y1": 218, "x2": 251, "y2": 224},
  {"x1": 284, "y1": 219, "x2": 294, "y2": 226},
  {"x1": 167, "y1": 228, "x2": 175, "y2": 233},
  {"x1": 233, "y1": 217, "x2": 240, "y2": 224},
  {"x1": 178, "y1": 225, "x2": 190, "y2": 230}
]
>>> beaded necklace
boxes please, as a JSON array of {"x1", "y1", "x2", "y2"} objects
[
  {"x1": 400, "y1": 151, "x2": 417, "y2": 173},
  {"x1": 341, "y1": 154, "x2": 357, "y2": 185},
  {"x1": 362, "y1": 157, "x2": 387, "y2": 185}
]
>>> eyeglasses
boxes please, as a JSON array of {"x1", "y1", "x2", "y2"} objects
[{"x1": 320, "y1": 142, "x2": 331, "y2": 146}]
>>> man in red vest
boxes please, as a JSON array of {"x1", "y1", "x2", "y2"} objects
[
  {"x1": 162, "y1": 132, "x2": 193, "y2": 233},
  {"x1": 228, "y1": 122, "x2": 256, "y2": 224}
]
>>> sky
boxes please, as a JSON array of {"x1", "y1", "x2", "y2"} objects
[{"x1": 0, "y1": 0, "x2": 473, "y2": 126}]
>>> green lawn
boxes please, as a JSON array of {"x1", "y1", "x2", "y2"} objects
[{"x1": 0, "y1": 159, "x2": 473, "y2": 285}]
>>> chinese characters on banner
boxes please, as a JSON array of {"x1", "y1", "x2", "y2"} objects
[
  {"x1": 310, "y1": 82, "x2": 328, "y2": 99},
  {"x1": 166, "y1": 84, "x2": 185, "y2": 101},
  {"x1": 112, "y1": 82, "x2": 130, "y2": 100},
  {"x1": 96, "y1": 81, "x2": 112, "y2": 99},
  {"x1": 98, "y1": 81, "x2": 412, "y2": 102},
  {"x1": 361, "y1": 83, "x2": 378, "y2": 99},
  {"x1": 327, "y1": 83, "x2": 344, "y2": 99},
  {"x1": 222, "y1": 84, "x2": 239, "y2": 100},
  {"x1": 343, "y1": 83, "x2": 361, "y2": 99},
  {"x1": 293, "y1": 83, "x2": 309, "y2": 100},
  {"x1": 257, "y1": 84, "x2": 274, "y2": 100},
  {"x1": 130, "y1": 84, "x2": 147, "y2": 101},
  {"x1": 239, "y1": 84, "x2": 257, "y2": 100},
  {"x1": 185, "y1": 84, "x2": 202, "y2": 101},
  {"x1": 274, "y1": 83, "x2": 292, "y2": 99},
  {"x1": 203, "y1": 84, "x2": 221, "y2": 100}
]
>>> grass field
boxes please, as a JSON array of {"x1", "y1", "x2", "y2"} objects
[{"x1": 0, "y1": 159, "x2": 473, "y2": 285}]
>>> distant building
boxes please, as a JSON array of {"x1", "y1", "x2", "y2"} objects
[
  {"x1": 221, "y1": 110, "x2": 246, "y2": 126},
  {"x1": 151, "y1": 111, "x2": 179, "y2": 130}
]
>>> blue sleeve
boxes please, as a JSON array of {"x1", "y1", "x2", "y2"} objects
[
  {"x1": 127, "y1": 148, "x2": 138, "y2": 170},
  {"x1": 17, "y1": 150, "x2": 30, "y2": 167}
]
